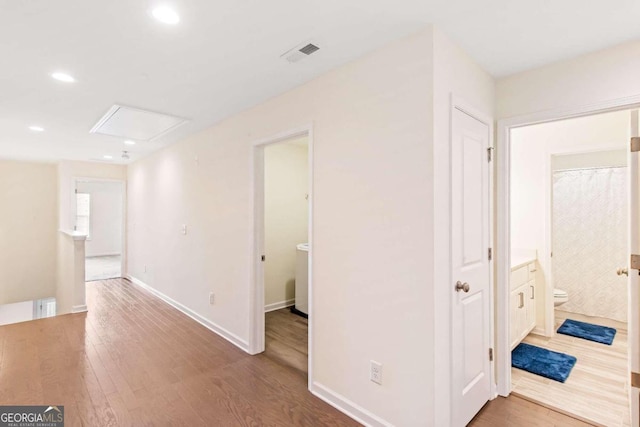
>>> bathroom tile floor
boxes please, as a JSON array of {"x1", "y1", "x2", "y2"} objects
[{"x1": 511, "y1": 311, "x2": 629, "y2": 427}]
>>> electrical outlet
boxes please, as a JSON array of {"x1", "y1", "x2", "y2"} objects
[
  {"x1": 181, "y1": 224, "x2": 187, "y2": 235},
  {"x1": 370, "y1": 360, "x2": 382, "y2": 385},
  {"x1": 143, "y1": 265, "x2": 147, "y2": 273},
  {"x1": 209, "y1": 292, "x2": 215, "y2": 305}
]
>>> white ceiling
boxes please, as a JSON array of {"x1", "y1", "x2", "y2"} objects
[{"x1": 2, "y1": 0, "x2": 640, "y2": 164}]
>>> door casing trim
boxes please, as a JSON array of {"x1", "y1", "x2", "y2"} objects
[
  {"x1": 249, "y1": 123, "x2": 314, "y2": 391},
  {"x1": 496, "y1": 95, "x2": 640, "y2": 398}
]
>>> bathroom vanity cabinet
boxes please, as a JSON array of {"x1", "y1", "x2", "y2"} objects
[{"x1": 510, "y1": 260, "x2": 537, "y2": 349}]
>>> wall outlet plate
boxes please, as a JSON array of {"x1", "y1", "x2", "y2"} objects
[
  {"x1": 209, "y1": 292, "x2": 215, "y2": 305},
  {"x1": 370, "y1": 360, "x2": 382, "y2": 385}
]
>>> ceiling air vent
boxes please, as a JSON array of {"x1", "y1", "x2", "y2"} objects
[
  {"x1": 281, "y1": 41, "x2": 321, "y2": 63},
  {"x1": 90, "y1": 104, "x2": 188, "y2": 141}
]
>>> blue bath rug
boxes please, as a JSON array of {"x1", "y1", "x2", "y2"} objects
[
  {"x1": 557, "y1": 319, "x2": 616, "y2": 345},
  {"x1": 512, "y1": 343, "x2": 577, "y2": 383}
]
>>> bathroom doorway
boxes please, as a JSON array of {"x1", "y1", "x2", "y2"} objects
[
  {"x1": 250, "y1": 126, "x2": 313, "y2": 381},
  {"x1": 505, "y1": 110, "x2": 632, "y2": 425}
]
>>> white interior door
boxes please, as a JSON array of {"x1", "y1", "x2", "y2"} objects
[
  {"x1": 628, "y1": 110, "x2": 639, "y2": 427},
  {"x1": 451, "y1": 107, "x2": 492, "y2": 426}
]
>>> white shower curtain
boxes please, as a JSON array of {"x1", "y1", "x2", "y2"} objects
[{"x1": 552, "y1": 167, "x2": 628, "y2": 322}]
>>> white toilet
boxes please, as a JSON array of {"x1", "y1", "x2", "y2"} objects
[{"x1": 554, "y1": 289, "x2": 569, "y2": 306}]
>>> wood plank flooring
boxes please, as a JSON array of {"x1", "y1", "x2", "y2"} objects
[
  {"x1": 265, "y1": 308, "x2": 308, "y2": 374},
  {"x1": 469, "y1": 394, "x2": 593, "y2": 426},
  {"x1": 511, "y1": 311, "x2": 629, "y2": 426},
  {"x1": 0, "y1": 278, "x2": 359, "y2": 426},
  {"x1": 0, "y1": 278, "x2": 611, "y2": 426}
]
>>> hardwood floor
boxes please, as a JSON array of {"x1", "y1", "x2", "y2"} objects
[
  {"x1": 470, "y1": 395, "x2": 593, "y2": 426},
  {"x1": 265, "y1": 308, "x2": 308, "y2": 374},
  {"x1": 511, "y1": 311, "x2": 629, "y2": 426},
  {"x1": 0, "y1": 278, "x2": 359, "y2": 426}
]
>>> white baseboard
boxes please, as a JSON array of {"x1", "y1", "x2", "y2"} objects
[
  {"x1": 310, "y1": 382, "x2": 392, "y2": 427},
  {"x1": 265, "y1": 299, "x2": 295, "y2": 312},
  {"x1": 72, "y1": 304, "x2": 88, "y2": 313},
  {"x1": 126, "y1": 275, "x2": 250, "y2": 353}
]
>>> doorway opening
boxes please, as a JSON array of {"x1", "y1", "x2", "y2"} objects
[
  {"x1": 74, "y1": 179, "x2": 125, "y2": 282},
  {"x1": 251, "y1": 125, "x2": 313, "y2": 382},
  {"x1": 505, "y1": 109, "x2": 633, "y2": 426}
]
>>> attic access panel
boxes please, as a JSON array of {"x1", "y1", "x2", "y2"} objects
[{"x1": 90, "y1": 105, "x2": 188, "y2": 141}]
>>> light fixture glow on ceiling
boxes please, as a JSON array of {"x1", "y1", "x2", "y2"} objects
[
  {"x1": 103, "y1": 155, "x2": 113, "y2": 159},
  {"x1": 124, "y1": 140, "x2": 136, "y2": 145},
  {"x1": 29, "y1": 126, "x2": 44, "y2": 132},
  {"x1": 152, "y1": 6, "x2": 180, "y2": 25},
  {"x1": 51, "y1": 72, "x2": 75, "y2": 83}
]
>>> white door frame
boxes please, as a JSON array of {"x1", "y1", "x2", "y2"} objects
[
  {"x1": 496, "y1": 95, "x2": 640, "y2": 397},
  {"x1": 249, "y1": 123, "x2": 314, "y2": 387},
  {"x1": 72, "y1": 176, "x2": 127, "y2": 278}
]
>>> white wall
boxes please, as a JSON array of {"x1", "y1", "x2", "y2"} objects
[
  {"x1": 497, "y1": 40, "x2": 640, "y2": 119},
  {"x1": 432, "y1": 27, "x2": 495, "y2": 427},
  {"x1": 264, "y1": 139, "x2": 308, "y2": 308},
  {"x1": 76, "y1": 181, "x2": 123, "y2": 257},
  {"x1": 510, "y1": 111, "x2": 629, "y2": 331},
  {"x1": 56, "y1": 231, "x2": 86, "y2": 315},
  {"x1": 0, "y1": 160, "x2": 58, "y2": 305},
  {"x1": 552, "y1": 149, "x2": 627, "y2": 170},
  {"x1": 128, "y1": 28, "x2": 435, "y2": 426},
  {"x1": 0, "y1": 300, "x2": 33, "y2": 326},
  {"x1": 126, "y1": 25, "x2": 495, "y2": 425}
]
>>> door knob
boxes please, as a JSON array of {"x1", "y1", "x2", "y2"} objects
[
  {"x1": 455, "y1": 281, "x2": 470, "y2": 293},
  {"x1": 617, "y1": 267, "x2": 629, "y2": 276}
]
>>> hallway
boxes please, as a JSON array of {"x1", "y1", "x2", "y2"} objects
[{"x1": 0, "y1": 279, "x2": 356, "y2": 426}]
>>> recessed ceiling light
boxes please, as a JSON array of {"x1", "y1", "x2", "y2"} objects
[
  {"x1": 29, "y1": 126, "x2": 44, "y2": 132},
  {"x1": 51, "y1": 72, "x2": 75, "y2": 83},
  {"x1": 152, "y1": 6, "x2": 180, "y2": 25},
  {"x1": 124, "y1": 140, "x2": 136, "y2": 145},
  {"x1": 103, "y1": 155, "x2": 113, "y2": 160}
]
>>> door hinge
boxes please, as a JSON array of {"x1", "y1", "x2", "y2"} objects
[
  {"x1": 487, "y1": 147, "x2": 494, "y2": 162},
  {"x1": 488, "y1": 248, "x2": 492, "y2": 261},
  {"x1": 631, "y1": 137, "x2": 640, "y2": 152},
  {"x1": 261, "y1": 255, "x2": 266, "y2": 262},
  {"x1": 489, "y1": 348, "x2": 494, "y2": 362}
]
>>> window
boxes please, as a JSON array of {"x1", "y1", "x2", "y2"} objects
[{"x1": 75, "y1": 192, "x2": 91, "y2": 238}]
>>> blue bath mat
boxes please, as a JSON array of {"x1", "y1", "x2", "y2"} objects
[
  {"x1": 557, "y1": 319, "x2": 616, "y2": 345},
  {"x1": 512, "y1": 343, "x2": 577, "y2": 383}
]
